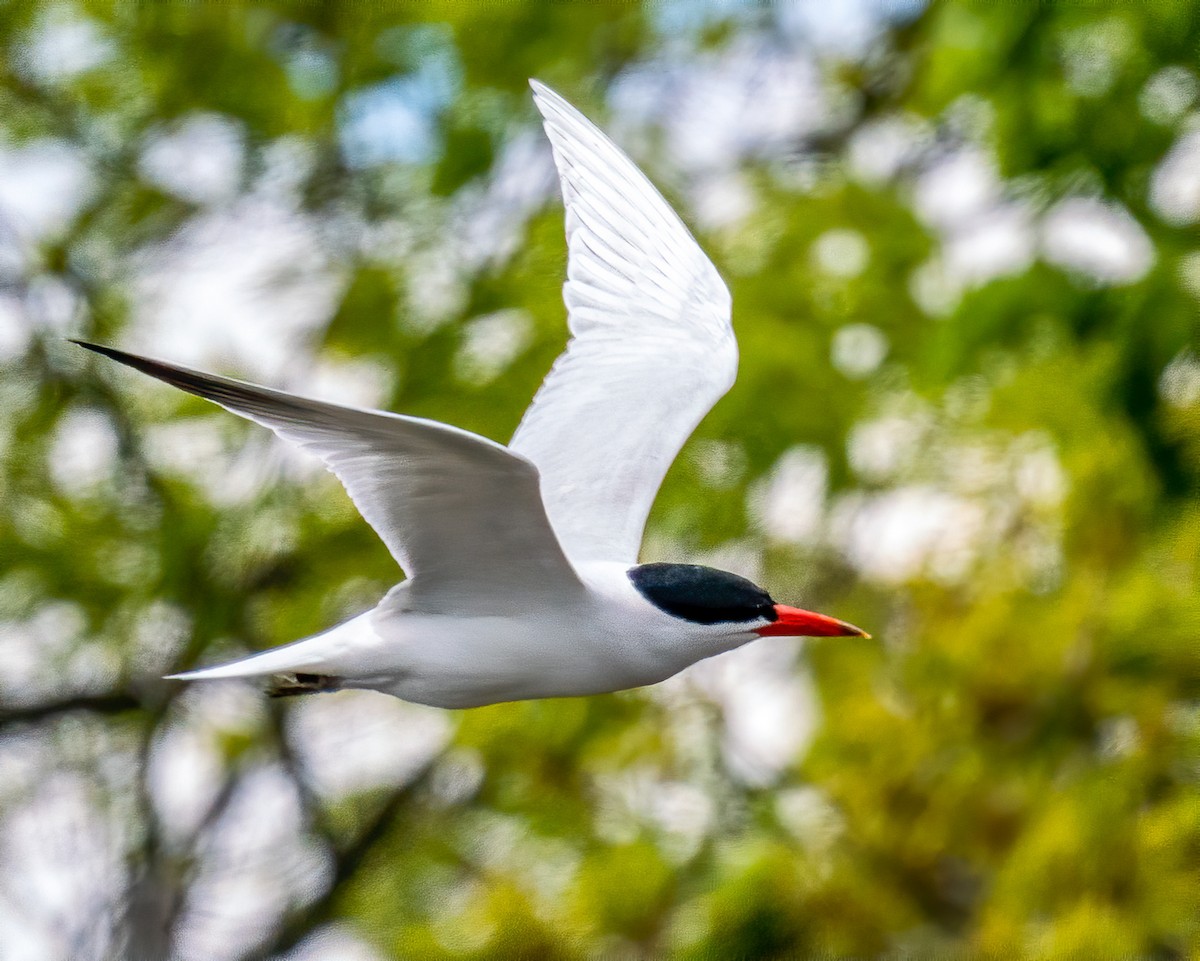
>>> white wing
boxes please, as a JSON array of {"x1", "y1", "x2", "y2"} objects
[
  {"x1": 512, "y1": 81, "x2": 737, "y2": 565},
  {"x1": 77, "y1": 342, "x2": 584, "y2": 615}
]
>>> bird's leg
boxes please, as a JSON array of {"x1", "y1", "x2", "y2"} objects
[{"x1": 267, "y1": 673, "x2": 342, "y2": 698}]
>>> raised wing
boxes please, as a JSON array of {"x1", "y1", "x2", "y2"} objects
[
  {"x1": 75, "y1": 342, "x2": 584, "y2": 614},
  {"x1": 512, "y1": 81, "x2": 737, "y2": 565}
]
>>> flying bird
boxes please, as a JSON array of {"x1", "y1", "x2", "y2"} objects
[{"x1": 74, "y1": 81, "x2": 867, "y2": 708}]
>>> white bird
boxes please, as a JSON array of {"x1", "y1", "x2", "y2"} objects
[{"x1": 75, "y1": 81, "x2": 867, "y2": 708}]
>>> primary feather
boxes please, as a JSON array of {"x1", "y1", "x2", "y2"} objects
[{"x1": 71, "y1": 342, "x2": 584, "y2": 616}]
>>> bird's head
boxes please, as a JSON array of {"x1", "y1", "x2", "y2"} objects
[{"x1": 627, "y1": 563, "x2": 869, "y2": 646}]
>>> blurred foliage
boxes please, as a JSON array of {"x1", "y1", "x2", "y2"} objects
[{"x1": 1, "y1": 0, "x2": 1198, "y2": 959}]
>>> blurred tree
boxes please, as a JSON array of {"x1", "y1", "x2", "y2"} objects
[{"x1": 0, "y1": 1, "x2": 1197, "y2": 959}]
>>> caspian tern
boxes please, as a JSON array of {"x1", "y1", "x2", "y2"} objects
[{"x1": 74, "y1": 81, "x2": 867, "y2": 708}]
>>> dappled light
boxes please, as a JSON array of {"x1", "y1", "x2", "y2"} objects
[{"x1": 1, "y1": 1, "x2": 1198, "y2": 959}]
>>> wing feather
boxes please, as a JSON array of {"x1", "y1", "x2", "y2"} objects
[
  {"x1": 75, "y1": 342, "x2": 583, "y2": 614},
  {"x1": 511, "y1": 82, "x2": 737, "y2": 564}
]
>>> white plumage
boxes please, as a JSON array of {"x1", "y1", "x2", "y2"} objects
[
  {"x1": 512, "y1": 82, "x2": 737, "y2": 565},
  {"x1": 76, "y1": 81, "x2": 864, "y2": 708}
]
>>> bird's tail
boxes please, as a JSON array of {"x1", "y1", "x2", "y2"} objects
[{"x1": 166, "y1": 613, "x2": 377, "y2": 682}]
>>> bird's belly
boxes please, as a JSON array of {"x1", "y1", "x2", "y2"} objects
[{"x1": 368, "y1": 614, "x2": 675, "y2": 709}]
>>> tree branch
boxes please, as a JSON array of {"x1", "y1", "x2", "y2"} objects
[
  {"x1": 0, "y1": 693, "x2": 141, "y2": 727},
  {"x1": 242, "y1": 756, "x2": 440, "y2": 961}
]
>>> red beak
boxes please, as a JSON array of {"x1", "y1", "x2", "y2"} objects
[{"x1": 754, "y1": 605, "x2": 870, "y2": 638}]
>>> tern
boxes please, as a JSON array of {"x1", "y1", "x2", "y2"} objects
[{"x1": 74, "y1": 81, "x2": 867, "y2": 708}]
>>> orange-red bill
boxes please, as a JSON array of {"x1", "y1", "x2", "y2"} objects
[{"x1": 754, "y1": 604, "x2": 870, "y2": 638}]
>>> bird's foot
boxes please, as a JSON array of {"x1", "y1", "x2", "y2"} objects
[{"x1": 267, "y1": 673, "x2": 341, "y2": 698}]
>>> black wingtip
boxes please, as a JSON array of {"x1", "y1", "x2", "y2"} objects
[
  {"x1": 70, "y1": 339, "x2": 122, "y2": 360},
  {"x1": 69, "y1": 340, "x2": 166, "y2": 375},
  {"x1": 66, "y1": 339, "x2": 292, "y2": 415},
  {"x1": 68, "y1": 340, "x2": 203, "y2": 396}
]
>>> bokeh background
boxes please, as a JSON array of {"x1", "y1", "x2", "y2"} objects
[{"x1": 2, "y1": 1, "x2": 1198, "y2": 958}]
